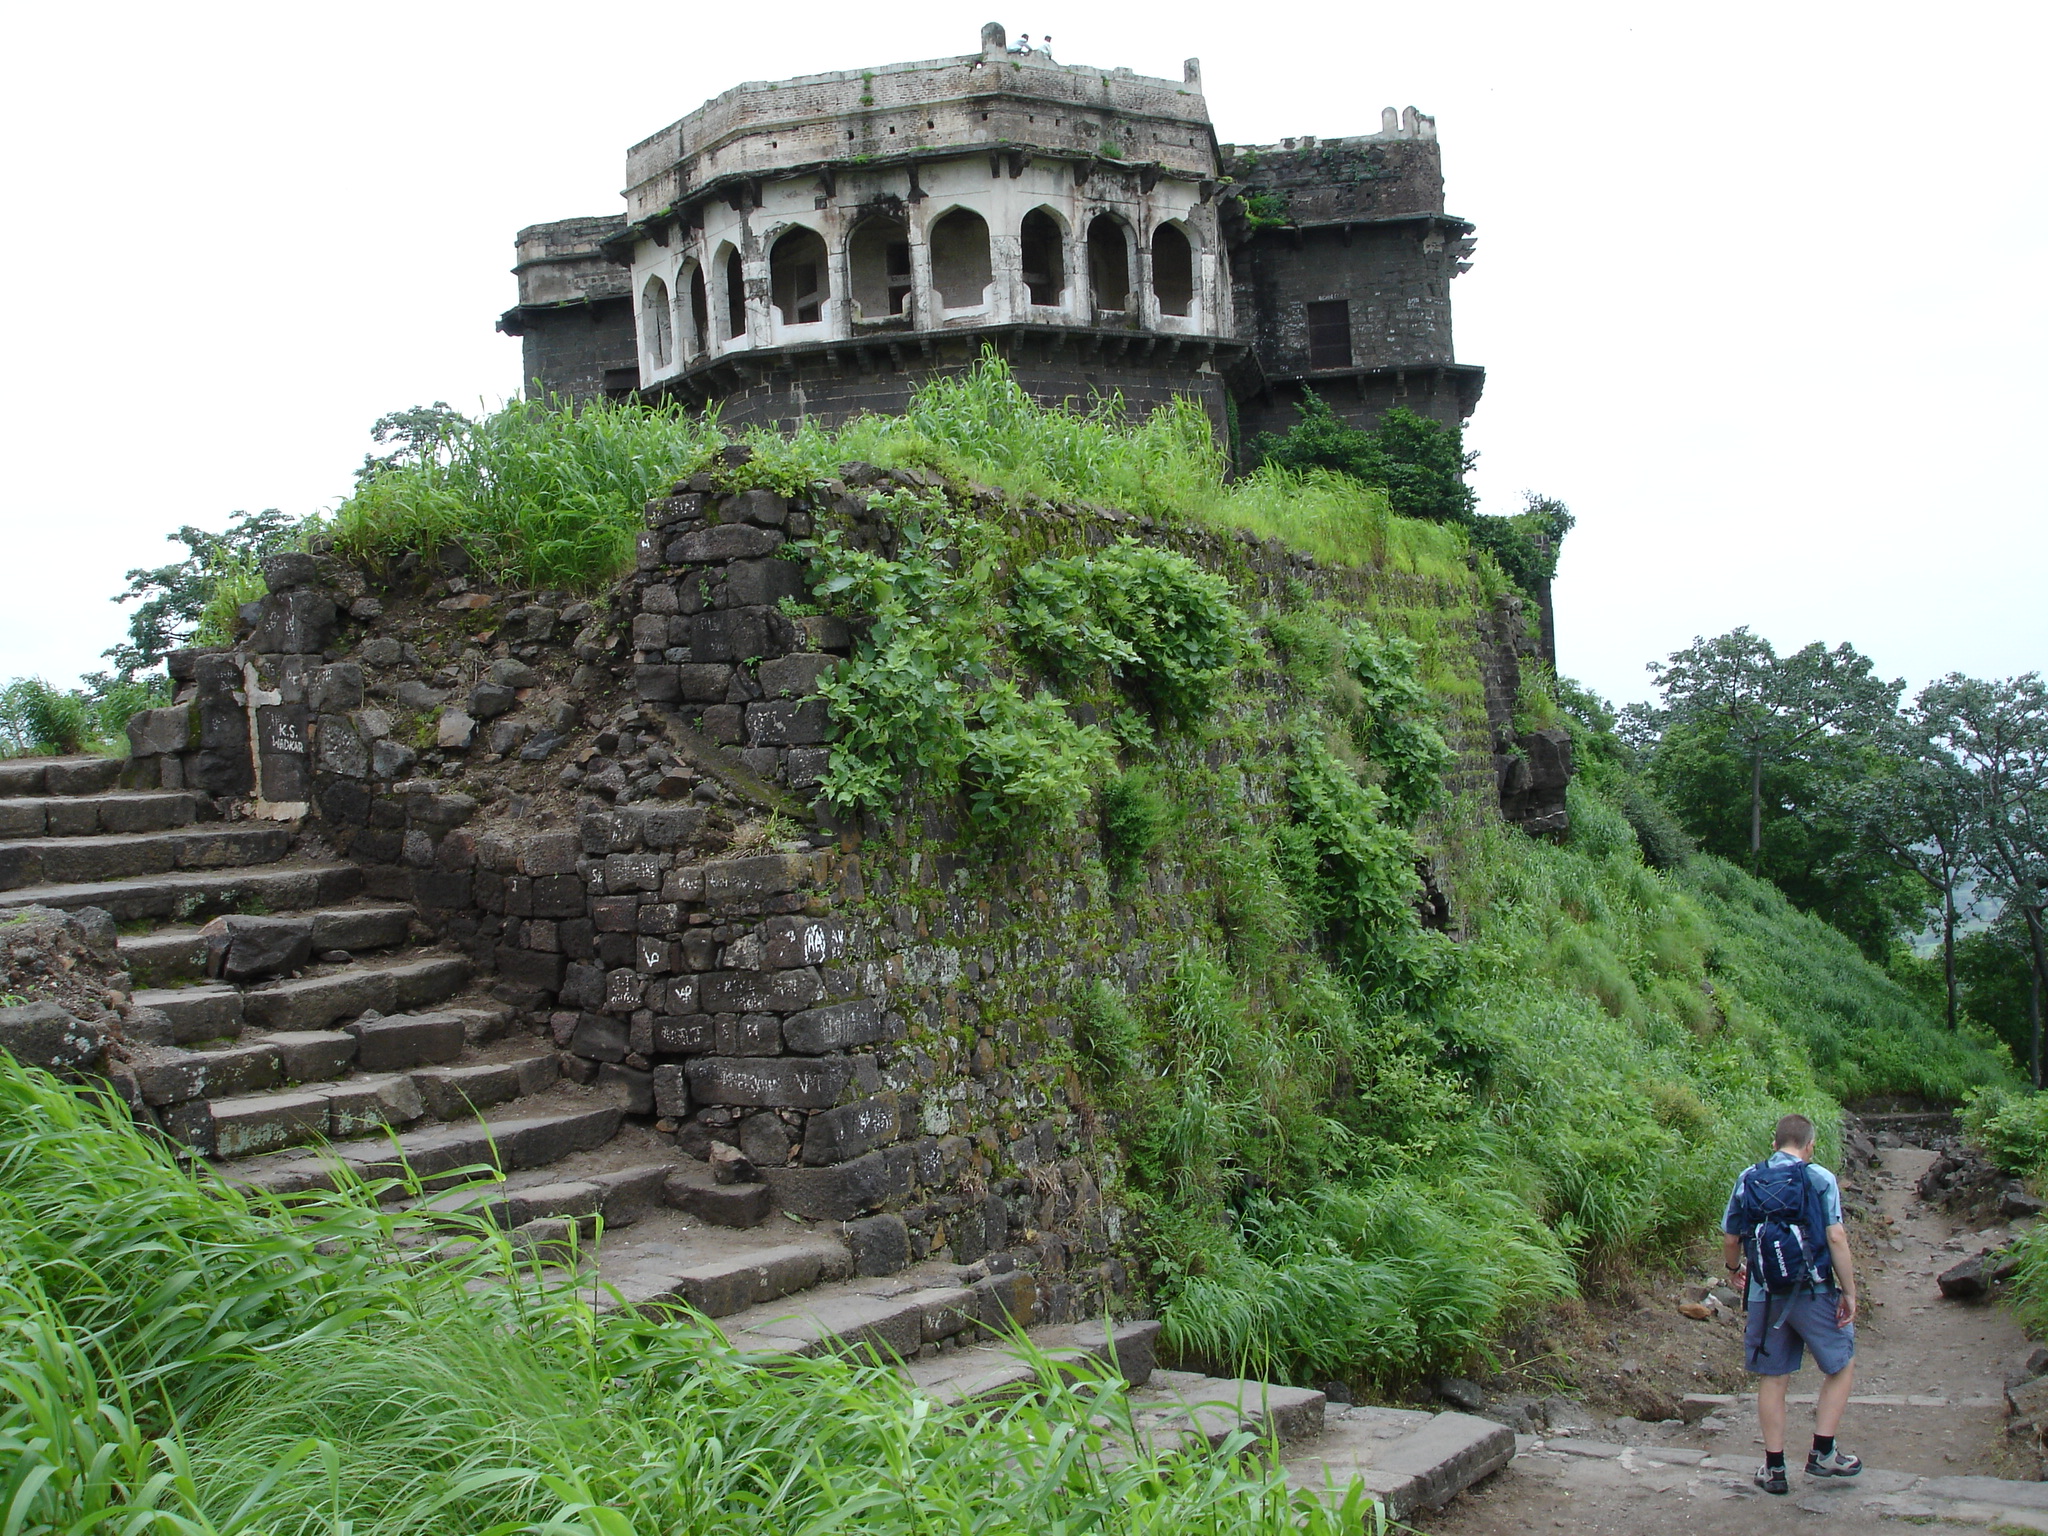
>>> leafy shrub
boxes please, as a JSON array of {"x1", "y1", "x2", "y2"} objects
[
  {"x1": 1961, "y1": 1085, "x2": 2048, "y2": 1177},
  {"x1": 1566, "y1": 780, "x2": 1640, "y2": 861},
  {"x1": 1248, "y1": 395, "x2": 1477, "y2": 524},
  {"x1": 1465, "y1": 494, "x2": 1575, "y2": 600},
  {"x1": 1012, "y1": 539, "x2": 1249, "y2": 722}
]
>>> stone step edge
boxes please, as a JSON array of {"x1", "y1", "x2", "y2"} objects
[
  {"x1": 0, "y1": 861, "x2": 363, "y2": 917},
  {"x1": 1281, "y1": 1410, "x2": 1517, "y2": 1522},
  {"x1": 120, "y1": 904, "x2": 418, "y2": 966},
  {"x1": 222, "y1": 1102, "x2": 626, "y2": 1193}
]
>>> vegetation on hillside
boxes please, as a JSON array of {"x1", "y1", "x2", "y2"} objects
[{"x1": 0, "y1": 1060, "x2": 1364, "y2": 1535}]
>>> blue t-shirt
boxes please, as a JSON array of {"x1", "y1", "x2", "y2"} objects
[{"x1": 1723, "y1": 1150, "x2": 1843, "y2": 1296}]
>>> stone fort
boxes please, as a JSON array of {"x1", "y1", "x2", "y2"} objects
[{"x1": 502, "y1": 23, "x2": 1482, "y2": 446}]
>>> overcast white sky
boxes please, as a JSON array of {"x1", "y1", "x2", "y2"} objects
[{"x1": 2, "y1": 1, "x2": 2041, "y2": 709}]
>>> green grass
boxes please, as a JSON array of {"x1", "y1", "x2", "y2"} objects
[
  {"x1": 0, "y1": 1057, "x2": 1374, "y2": 1535},
  {"x1": 0, "y1": 674, "x2": 170, "y2": 758},
  {"x1": 329, "y1": 356, "x2": 1490, "y2": 591}
]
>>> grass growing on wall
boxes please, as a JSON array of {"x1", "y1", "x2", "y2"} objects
[
  {"x1": 0, "y1": 1059, "x2": 1369, "y2": 1536},
  {"x1": 328, "y1": 356, "x2": 1484, "y2": 590}
]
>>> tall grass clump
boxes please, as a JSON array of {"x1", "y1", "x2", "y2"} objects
[
  {"x1": 329, "y1": 356, "x2": 1499, "y2": 592},
  {"x1": 332, "y1": 394, "x2": 720, "y2": 589},
  {"x1": 0, "y1": 1056, "x2": 1371, "y2": 1535},
  {"x1": 0, "y1": 674, "x2": 169, "y2": 758}
]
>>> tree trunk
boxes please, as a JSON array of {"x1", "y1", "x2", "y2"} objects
[
  {"x1": 1749, "y1": 751, "x2": 1764, "y2": 866},
  {"x1": 1942, "y1": 885, "x2": 1958, "y2": 1032},
  {"x1": 2024, "y1": 905, "x2": 2048, "y2": 1090}
]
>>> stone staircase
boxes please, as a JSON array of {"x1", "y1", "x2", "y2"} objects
[{"x1": 0, "y1": 751, "x2": 1514, "y2": 1524}]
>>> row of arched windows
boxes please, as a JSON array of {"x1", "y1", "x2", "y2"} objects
[{"x1": 640, "y1": 207, "x2": 1200, "y2": 372}]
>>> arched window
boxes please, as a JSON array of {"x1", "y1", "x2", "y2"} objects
[
  {"x1": 770, "y1": 226, "x2": 828, "y2": 325},
  {"x1": 641, "y1": 275, "x2": 674, "y2": 368},
  {"x1": 929, "y1": 208, "x2": 992, "y2": 310},
  {"x1": 688, "y1": 265, "x2": 709, "y2": 358},
  {"x1": 721, "y1": 247, "x2": 746, "y2": 340},
  {"x1": 848, "y1": 214, "x2": 912, "y2": 319},
  {"x1": 1151, "y1": 224, "x2": 1194, "y2": 317},
  {"x1": 1087, "y1": 216, "x2": 1130, "y2": 313},
  {"x1": 1020, "y1": 208, "x2": 1066, "y2": 306}
]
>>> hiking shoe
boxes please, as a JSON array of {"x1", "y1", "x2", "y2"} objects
[
  {"x1": 1806, "y1": 1448, "x2": 1862, "y2": 1478},
  {"x1": 1755, "y1": 1463, "x2": 1789, "y2": 1495}
]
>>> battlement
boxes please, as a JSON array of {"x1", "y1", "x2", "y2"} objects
[
  {"x1": 623, "y1": 24, "x2": 1214, "y2": 224},
  {"x1": 1219, "y1": 125, "x2": 1447, "y2": 228}
]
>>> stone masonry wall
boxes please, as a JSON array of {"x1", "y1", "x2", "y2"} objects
[{"x1": 126, "y1": 463, "x2": 1564, "y2": 1308}]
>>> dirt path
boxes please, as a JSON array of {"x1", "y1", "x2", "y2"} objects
[{"x1": 1417, "y1": 1145, "x2": 2040, "y2": 1534}]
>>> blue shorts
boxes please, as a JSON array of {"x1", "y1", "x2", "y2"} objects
[{"x1": 1744, "y1": 1286, "x2": 1855, "y2": 1376}]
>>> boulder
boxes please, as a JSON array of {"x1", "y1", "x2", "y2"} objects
[
  {"x1": 200, "y1": 915, "x2": 315, "y2": 982},
  {"x1": 2000, "y1": 1189, "x2": 2047, "y2": 1220},
  {"x1": 1938, "y1": 1254, "x2": 1989, "y2": 1299},
  {"x1": 708, "y1": 1140, "x2": 759, "y2": 1186}
]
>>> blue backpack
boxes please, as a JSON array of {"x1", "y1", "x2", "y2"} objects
[{"x1": 1736, "y1": 1159, "x2": 1832, "y2": 1294}]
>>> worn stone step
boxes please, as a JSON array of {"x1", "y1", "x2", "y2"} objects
[
  {"x1": 1280, "y1": 1406, "x2": 1516, "y2": 1522},
  {"x1": 901, "y1": 1318, "x2": 1162, "y2": 1406},
  {"x1": 421, "y1": 1163, "x2": 673, "y2": 1231},
  {"x1": 132, "y1": 983, "x2": 245, "y2": 1044},
  {"x1": 715, "y1": 1264, "x2": 1043, "y2": 1363},
  {"x1": 411, "y1": 1053, "x2": 559, "y2": 1118},
  {"x1": 603, "y1": 1235, "x2": 855, "y2": 1319},
  {"x1": 169, "y1": 1071, "x2": 433, "y2": 1158},
  {"x1": 0, "y1": 860, "x2": 363, "y2": 922},
  {"x1": 346, "y1": 1011, "x2": 467, "y2": 1071},
  {"x1": 661, "y1": 1161, "x2": 776, "y2": 1228},
  {"x1": 0, "y1": 756, "x2": 122, "y2": 798},
  {"x1": 120, "y1": 905, "x2": 415, "y2": 986},
  {"x1": 229, "y1": 1101, "x2": 624, "y2": 1190},
  {"x1": 0, "y1": 790, "x2": 199, "y2": 840},
  {"x1": 1126, "y1": 1370, "x2": 1327, "y2": 1450},
  {"x1": 0, "y1": 824, "x2": 293, "y2": 892},
  {"x1": 239, "y1": 955, "x2": 470, "y2": 1031}
]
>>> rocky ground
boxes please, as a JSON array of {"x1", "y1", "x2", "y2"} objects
[{"x1": 1415, "y1": 1139, "x2": 2044, "y2": 1534}]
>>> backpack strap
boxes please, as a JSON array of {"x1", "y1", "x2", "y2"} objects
[{"x1": 1800, "y1": 1162, "x2": 1835, "y2": 1285}]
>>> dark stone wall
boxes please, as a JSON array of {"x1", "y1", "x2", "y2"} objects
[
  {"x1": 647, "y1": 330, "x2": 1238, "y2": 440},
  {"x1": 1232, "y1": 222, "x2": 1463, "y2": 382},
  {"x1": 1219, "y1": 138, "x2": 1447, "y2": 225},
  {"x1": 504, "y1": 297, "x2": 638, "y2": 403}
]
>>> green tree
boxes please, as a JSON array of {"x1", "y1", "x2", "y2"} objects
[
  {"x1": 1958, "y1": 916, "x2": 2035, "y2": 1062},
  {"x1": 1922, "y1": 673, "x2": 2048, "y2": 1084},
  {"x1": 1837, "y1": 700, "x2": 1978, "y2": 1029},
  {"x1": 104, "y1": 507, "x2": 305, "y2": 678},
  {"x1": 1643, "y1": 629, "x2": 1902, "y2": 862}
]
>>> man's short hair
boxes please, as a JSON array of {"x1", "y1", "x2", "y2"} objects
[{"x1": 1774, "y1": 1113, "x2": 1816, "y2": 1150}]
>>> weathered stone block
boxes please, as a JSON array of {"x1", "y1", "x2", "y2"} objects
[
  {"x1": 652, "y1": 1063, "x2": 691, "y2": 1117},
  {"x1": 348, "y1": 1012, "x2": 465, "y2": 1072},
  {"x1": 746, "y1": 700, "x2": 832, "y2": 747},
  {"x1": 572, "y1": 1014, "x2": 630, "y2": 1063},
  {"x1": 686, "y1": 1056, "x2": 864, "y2": 1109},
  {"x1": 725, "y1": 557, "x2": 806, "y2": 609},
  {"x1": 127, "y1": 705, "x2": 195, "y2": 757},
  {"x1": 494, "y1": 946, "x2": 566, "y2": 991},
  {"x1": 669, "y1": 524, "x2": 783, "y2": 562},
  {"x1": 674, "y1": 664, "x2": 733, "y2": 703},
  {"x1": 762, "y1": 1148, "x2": 912, "y2": 1221},
  {"x1": 703, "y1": 852, "x2": 810, "y2": 908},
  {"x1": 846, "y1": 1213, "x2": 911, "y2": 1277},
  {"x1": 652, "y1": 1013, "x2": 715, "y2": 1054},
  {"x1": 782, "y1": 999, "x2": 897, "y2": 1054},
  {"x1": 211, "y1": 1091, "x2": 329, "y2": 1158},
  {"x1": 132, "y1": 1041, "x2": 282, "y2": 1106},
  {"x1": 258, "y1": 1030, "x2": 357, "y2": 1082},
  {"x1": 201, "y1": 914, "x2": 315, "y2": 982},
  {"x1": 699, "y1": 967, "x2": 825, "y2": 1014},
  {"x1": 320, "y1": 1072, "x2": 426, "y2": 1137},
  {"x1": 604, "y1": 853, "x2": 663, "y2": 892},
  {"x1": 0, "y1": 1001, "x2": 110, "y2": 1074},
  {"x1": 249, "y1": 590, "x2": 338, "y2": 654},
  {"x1": 634, "y1": 665, "x2": 680, "y2": 703},
  {"x1": 801, "y1": 1094, "x2": 907, "y2": 1166},
  {"x1": 757, "y1": 653, "x2": 840, "y2": 700},
  {"x1": 599, "y1": 1061, "x2": 654, "y2": 1114},
  {"x1": 664, "y1": 1172, "x2": 773, "y2": 1228},
  {"x1": 714, "y1": 1013, "x2": 782, "y2": 1055}
]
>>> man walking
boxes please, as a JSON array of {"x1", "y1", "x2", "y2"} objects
[{"x1": 1722, "y1": 1113, "x2": 1862, "y2": 1495}]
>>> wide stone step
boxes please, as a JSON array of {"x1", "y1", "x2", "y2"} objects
[
  {"x1": 599, "y1": 1232, "x2": 855, "y2": 1319},
  {"x1": 0, "y1": 756, "x2": 122, "y2": 798},
  {"x1": 229, "y1": 1101, "x2": 624, "y2": 1189},
  {"x1": 419, "y1": 1163, "x2": 673, "y2": 1233},
  {"x1": 133, "y1": 983, "x2": 245, "y2": 1044},
  {"x1": 1280, "y1": 1406, "x2": 1516, "y2": 1521},
  {"x1": 1125, "y1": 1370, "x2": 1327, "y2": 1451},
  {"x1": 715, "y1": 1264, "x2": 1045, "y2": 1362},
  {"x1": 121, "y1": 905, "x2": 415, "y2": 986},
  {"x1": 901, "y1": 1319, "x2": 1161, "y2": 1406},
  {"x1": 0, "y1": 824, "x2": 292, "y2": 892},
  {"x1": 0, "y1": 790, "x2": 199, "y2": 840},
  {"x1": 0, "y1": 861, "x2": 363, "y2": 922},
  {"x1": 238, "y1": 955, "x2": 471, "y2": 1031},
  {"x1": 169, "y1": 1072, "x2": 434, "y2": 1159},
  {"x1": 411, "y1": 1053, "x2": 560, "y2": 1118}
]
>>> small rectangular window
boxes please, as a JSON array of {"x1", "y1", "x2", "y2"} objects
[{"x1": 1306, "y1": 300, "x2": 1351, "y2": 369}]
